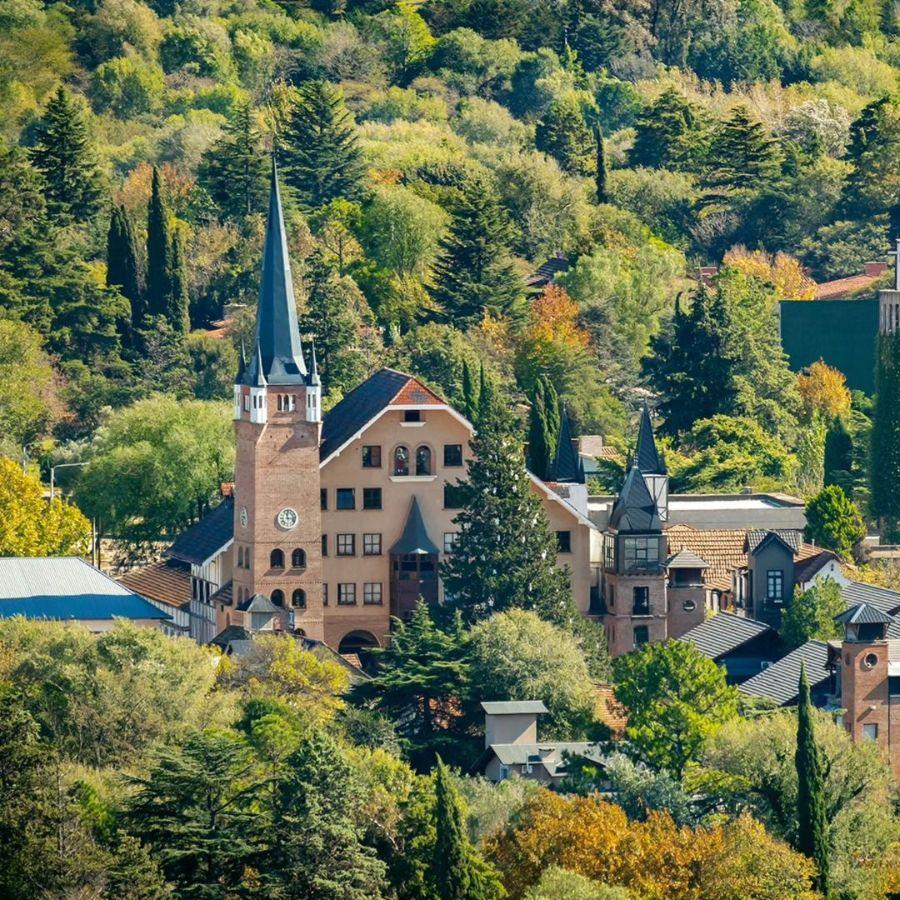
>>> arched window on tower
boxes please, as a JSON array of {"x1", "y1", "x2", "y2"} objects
[
  {"x1": 393, "y1": 445, "x2": 410, "y2": 476},
  {"x1": 270, "y1": 548, "x2": 284, "y2": 569},
  {"x1": 292, "y1": 548, "x2": 306, "y2": 568},
  {"x1": 237, "y1": 546, "x2": 244, "y2": 569},
  {"x1": 277, "y1": 394, "x2": 295, "y2": 412},
  {"x1": 292, "y1": 589, "x2": 306, "y2": 608},
  {"x1": 416, "y1": 445, "x2": 432, "y2": 476},
  {"x1": 271, "y1": 589, "x2": 285, "y2": 607}
]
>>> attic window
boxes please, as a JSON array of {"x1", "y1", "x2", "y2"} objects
[{"x1": 404, "y1": 410, "x2": 421, "y2": 422}]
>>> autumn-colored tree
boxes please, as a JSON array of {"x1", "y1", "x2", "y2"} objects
[
  {"x1": 485, "y1": 791, "x2": 816, "y2": 900},
  {"x1": 722, "y1": 247, "x2": 817, "y2": 301},
  {"x1": 797, "y1": 360, "x2": 852, "y2": 421},
  {"x1": 0, "y1": 458, "x2": 90, "y2": 557}
]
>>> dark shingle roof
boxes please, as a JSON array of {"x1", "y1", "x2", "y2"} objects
[
  {"x1": 390, "y1": 496, "x2": 440, "y2": 555},
  {"x1": 835, "y1": 602, "x2": 894, "y2": 625},
  {"x1": 210, "y1": 624, "x2": 251, "y2": 650},
  {"x1": 666, "y1": 549, "x2": 708, "y2": 569},
  {"x1": 609, "y1": 466, "x2": 661, "y2": 533},
  {"x1": 793, "y1": 549, "x2": 837, "y2": 584},
  {"x1": 319, "y1": 368, "x2": 411, "y2": 461},
  {"x1": 635, "y1": 404, "x2": 665, "y2": 474},
  {"x1": 237, "y1": 593, "x2": 281, "y2": 613},
  {"x1": 681, "y1": 613, "x2": 773, "y2": 660},
  {"x1": 167, "y1": 498, "x2": 234, "y2": 565},
  {"x1": 746, "y1": 529, "x2": 801, "y2": 554},
  {"x1": 840, "y1": 581, "x2": 900, "y2": 616},
  {"x1": 738, "y1": 640, "x2": 830, "y2": 705},
  {"x1": 526, "y1": 255, "x2": 570, "y2": 289}
]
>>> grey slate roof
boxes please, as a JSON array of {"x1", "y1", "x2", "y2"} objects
[
  {"x1": 167, "y1": 497, "x2": 233, "y2": 565},
  {"x1": 835, "y1": 602, "x2": 894, "y2": 625},
  {"x1": 481, "y1": 700, "x2": 548, "y2": 715},
  {"x1": 0, "y1": 558, "x2": 170, "y2": 622},
  {"x1": 243, "y1": 159, "x2": 307, "y2": 386},
  {"x1": 320, "y1": 368, "x2": 412, "y2": 461},
  {"x1": 487, "y1": 742, "x2": 604, "y2": 777},
  {"x1": 681, "y1": 612, "x2": 773, "y2": 660},
  {"x1": 236, "y1": 593, "x2": 281, "y2": 613},
  {"x1": 609, "y1": 466, "x2": 661, "y2": 534},
  {"x1": 666, "y1": 549, "x2": 709, "y2": 569},
  {"x1": 840, "y1": 581, "x2": 900, "y2": 617},
  {"x1": 210, "y1": 624, "x2": 251, "y2": 650},
  {"x1": 739, "y1": 640, "x2": 831, "y2": 705},
  {"x1": 390, "y1": 497, "x2": 440, "y2": 555},
  {"x1": 635, "y1": 403, "x2": 665, "y2": 474},
  {"x1": 746, "y1": 529, "x2": 801, "y2": 555}
]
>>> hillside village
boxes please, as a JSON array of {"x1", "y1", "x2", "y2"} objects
[{"x1": 2, "y1": 0, "x2": 900, "y2": 895}]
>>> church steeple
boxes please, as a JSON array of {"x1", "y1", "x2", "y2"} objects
[
  {"x1": 242, "y1": 157, "x2": 306, "y2": 386},
  {"x1": 635, "y1": 402, "x2": 665, "y2": 475}
]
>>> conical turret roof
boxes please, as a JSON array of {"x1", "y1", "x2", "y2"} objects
[
  {"x1": 635, "y1": 403, "x2": 665, "y2": 475},
  {"x1": 609, "y1": 465, "x2": 661, "y2": 533}
]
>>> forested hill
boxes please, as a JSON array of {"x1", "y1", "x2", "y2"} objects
[{"x1": 1, "y1": 0, "x2": 898, "y2": 508}]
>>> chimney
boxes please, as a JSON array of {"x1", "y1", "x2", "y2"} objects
[
  {"x1": 698, "y1": 265, "x2": 718, "y2": 287},
  {"x1": 865, "y1": 261, "x2": 888, "y2": 277}
]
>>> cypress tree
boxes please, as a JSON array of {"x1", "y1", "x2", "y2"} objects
[
  {"x1": 106, "y1": 204, "x2": 144, "y2": 334},
  {"x1": 30, "y1": 86, "x2": 103, "y2": 223},
  {"x1": 477, "y1": 362, "x2": 494, "y2": 424},
  {"x1": 430, "y1": 758, "x2": 503, "y2": 900},
  {"x1": 430, "y1": 177, "x2": 524, "y2": 324},
  {"x1": 870, "y1": 329, "x2": 900, "y2": 539},
  {"x1": 795, "y1": 663, "x2": 830, "y2": 897},
  {"x1": 535, "y1": 95, "x2": 595, "y2": 176},
  {"x1": 167, "y1": 227, "x2": 190, "y2": 334},
  {"x1": 282, "y1": 80, "x2": 365, "y2": 212},
  {"x1": 595, "y1": 123, "x2": 609, "y2": 203},
  {"x1": 145, "y1": 167, "x2": 171, "y2": 321},
  {"x1": 528, "y1": 379, "x2": 550, "y2": 479},
  {"x1": 462, "y1": 359, "x2": 478, "y2": 422},
  {"x1": 542, "y1": 376, "x2": 560, "y2": 461},
  {"x1": 198, "y1": 103, "x2": 268, "y2": 222},
  {"x1": 824, "y1": 414, "x2": 854, "y2": 489}
]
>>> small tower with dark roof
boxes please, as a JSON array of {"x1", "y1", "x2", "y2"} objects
[
  {"x1": 634, "y1": 403, "x2": 668, "y2": 521},
  {"x1": 550, "y1": 406, "x2": 588, "y2": 515},
  {"x1": 232, "y1": 158, "x2": 324, "y2": 640}
]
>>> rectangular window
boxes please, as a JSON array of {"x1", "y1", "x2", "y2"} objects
[
  {"x1": 243, "y1": 395, "x2": 250, "y2": 412},
  {"x1": 863, "y1": 723, "x2": 878, "y2": 741},
  {"x1": 404, "y1": 410, "x2": 421, "y2": 422},
  {"x1": 338, "y1": 583, "x2": 356, "y2": 605},
  {"x1": 320, "y1": 488, "x2": 327, "y2": 510},
  {"x1": 363, "y1": 533, "x2": 382, "y2": 556},
  {"x1": 362, "y1": 445, "x2": 382, "y2": 468},
  {"x1": 321, "y1": 534, "x2": 328, "y2": 556},
  {"x1": 443, "y1": 444, "x2": 463, "y2": 467},
  {"x1": 634, "y1": 625, "x2": 650, "y2": 648},
  {"x1": 767, "y1": 570, "x2": 784, "y2": 603},
  {"x1": 444, "y1": 482, "x2": 465, "y2": 509},
  {"x1": 556, "y1": 530, "x2": 572, "y2": 553},
  {"x1": 623, "y1": 537, "x2": 659, "y2": 570},
  {"x1": 336, "y1": 488, "x2": 355, "y2": 510},
  {"x1": 363, "y1": 487, "x2": 382, "y2": 510},
  {"x1": 364, "y1": 582, "x2": 383, "y2": 605},
  {"x1": 322, "y1": 583, "x2": 328, "y2": 606},
  {"x1": 443, "y1": 532, "x2": 459, "y2": 554},
  {"x1": 337, "y1": 533, "x2": 355, "y2": 556},
  {"x1": 633, "y1": 586, "x2": 650, "y2": 616}
]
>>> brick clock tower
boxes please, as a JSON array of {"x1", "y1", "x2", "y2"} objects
[{"x1": 231, "y1": 161, "x2": 324, "y2": 639}]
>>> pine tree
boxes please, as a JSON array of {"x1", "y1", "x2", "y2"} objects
[
  {"x1": 629, "y1": 88, "x2": 702, "y2": 171},
  {"x1": 106, "y1": 204, "x2": 143, "y2": 335},
  {"x1": 198, "y1": 103, "x2": 268, "y2": 222},
  {"x1": 462, "y1": 359, "x2": 478, "y2": 422},
  {"x1": 430, "y1": 177, "x2": 524, "y2": 324},
  {"x1": 543, "y1": 376, "x2": 560, "y2": 457},
  {"x1": 594, "y1": 123, "x2": 608, "y2": 203},
  {"x1": 441, "y1": 397, "x2": 573, "y2": 625},
  {"x1": 282, "y1": 80, "x2": 365, "y2": 212},
  {"x1": 535, "y1": 95, "x2": 595, "y2": 176},
  {"x1": 268, "y1": 732, "x2": 387, "y2": 898},
  {"x1": 477, "y1": 362, "x2": 494, "y2": 424},
  {"x1": 870, "y1": 329, "x2": 900, "y2": 539},
  {"x1": 167, "y1": 227, "x2": 190, "y2": 334},
  {"x1": 29, "y1": 86, "x2": 103, "y2": 223},
  {"x1": 795, "y1": 663, "x2": 830, "y2": 897},
  {"x1": 823, "y1": 414, "x2": 853, "y2": 489},
  {"x1": 704, "y1": 106, "x2": 781, "y2": 200},
  {"x1": 430, "y1": 758, "x2": 504, "y2": 900},
  {"x1": 145, "y1": 167, "x2": 171, "y2": 321}
]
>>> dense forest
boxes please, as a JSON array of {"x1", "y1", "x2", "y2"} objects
[{"x1": 2, "y1": 0, "x2": 900, "y2": 549}]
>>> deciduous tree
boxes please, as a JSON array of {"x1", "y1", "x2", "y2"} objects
[
  {"x1": 803, "y1": 485, "x2": 865, "y2": 558},
  {"x1": 781, "y1": 578, "x2": 844, "y2": 647}
]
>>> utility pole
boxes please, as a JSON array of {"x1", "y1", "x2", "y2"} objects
[{"x1": 49, "y1": 461, "x2": 88, "y2": 503}]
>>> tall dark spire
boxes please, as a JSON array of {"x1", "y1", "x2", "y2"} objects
[
  {"x1": 243, "y1": 157, "x2": 306, "y2": 386},
  {"x1": 550, "y1": 407, "x2": 584, "y2": 483},
  {"x1": 609, "y1": 466, "x2": 661, "y2": 533},
  {"x1": 635, "y1": 402, "x2": 665, "y2": 475}
]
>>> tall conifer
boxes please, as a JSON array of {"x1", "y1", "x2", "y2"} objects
[
  {"x1": 167, "y1": 228, "x2": 190, "y2": 334},
  {"x1": 543, "y1": 376, "x2": 560, "y2": 460},
  {"x1": 462, "y1": 359, "x2": 478, "y2": 422},
  {"x1": 528, "y1": 379, "x2": 550, "y2": 478},
  {"x1": 795, "y1": 663, "x2": 830, "y2": 896},
  {"x1": 870, "y1": 329, "x2": 900, "y2": 539},
  {"x1": 106, "y1": 204, "x2": 143, "y2": 334},
  {"x1": 705, "y1": 105, "x2": 781, "y2": 200},
  {"x1": 146, "y1": 168, "x2": 171, "y2": 320},
  {"x1": 824, "y1": 414, "x2": 853, "y2": 489},
  {"x1": 30, "y1": 86, "x2": 103, "y2": 223},
  {"x1": 595, "y1": 123, "x2": 609, "y2": 203}
]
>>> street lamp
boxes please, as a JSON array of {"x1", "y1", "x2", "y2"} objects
[{"x1": 50, "y1": 461, "x2": 88, "y2": 503}]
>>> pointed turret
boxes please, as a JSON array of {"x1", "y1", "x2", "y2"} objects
[
  {"x1": 390, "y1": 497, "x2": 440, "y2": 555},
  {"x1": 635, "y1": 402, "x2": 665, "y2": 475},
  {"x1": 245, "y1": 338, "x2": 268, "y2": 388},
  {"x1": 243, "y1": 157, "x2": 306, "y2": 385},
  {"x1": 551, "y1": 407, "x2": 584, "y2": 484},
  {"x1": 236, "y1": 337, "x2": 247, "y2": 382},
  {"x1": 609, "y1": 466, "x2": 661, "y2": 534}
]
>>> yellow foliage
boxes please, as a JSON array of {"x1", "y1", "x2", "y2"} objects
[
  {"x1": 0, "y1": 457, "x2": 90, "y2": 556},
  {"x1": 486, "y1": 792, "x2": 818, "y2": 900},
  {"x1": 723, "y1": 246, "x2": 817, "y2": 300},
  {"x1": 797, "y1": 360, "x2": 851, "y2": 420}
]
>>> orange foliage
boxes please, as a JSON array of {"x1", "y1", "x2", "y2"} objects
[
  {"x1": 117, "y1": 162, "x2": 197, "y2": 227},
  {"x1": 797, "y1": 360, "x2": 851, "y2": 420},
  {"x1": 723, "y1": 246, "x2": 817, "y2": 301},
  {"x1": 485, "y1": 791, "x2": 818, "y2": 900},
  {"x1": 526, "y1": 286, "x2": 590, "y2": 353}
]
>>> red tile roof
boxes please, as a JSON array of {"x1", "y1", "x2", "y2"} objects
[
  {"x1": 815, "y1": 274, "x2": 879, "y2": 300},
  {"x1": 117, "y1": 559, "x2": 191, "y2": 610}
]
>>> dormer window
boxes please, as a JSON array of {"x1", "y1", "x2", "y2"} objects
[{"x1": 404, "y1": 410, "x2": 421, "y2": 423}]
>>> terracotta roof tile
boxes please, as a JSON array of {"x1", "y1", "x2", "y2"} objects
[
  {"x1": 665, "y1": 525, "x2": 748, "y2": 591},
  {"x1": 117, "y1": 559, "x2": 191, "y2": 610},
  {"x1": 815, "y1": 274, "x2": 879, "y2": 300}
]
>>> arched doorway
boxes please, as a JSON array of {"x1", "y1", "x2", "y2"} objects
[{"x1": 338, "y1": 630, "x2": 379, "y2": 671}]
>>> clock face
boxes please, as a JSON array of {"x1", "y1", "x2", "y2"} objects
[
  {"x1": 277, "y1": 507, "x2": 299, "y2": 530},
  {"x1": 239, "y1": 506, "x2": 248, "y2": 528}
]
